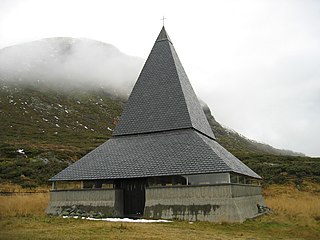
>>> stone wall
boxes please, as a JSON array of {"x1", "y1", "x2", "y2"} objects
[
  {"x1": 144, "y1": 184, "x2": 265, "y2": 222},
  {"x1": 46, "y1": 189, "x2": 123, "y2": 216}
]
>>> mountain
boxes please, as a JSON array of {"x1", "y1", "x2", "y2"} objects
[
  {"x1": 0, "y1": 38, "x2": 318, "y2": 188},
  {"x1": 0, "y1": 37, "x2": 144, "y2": 96}
]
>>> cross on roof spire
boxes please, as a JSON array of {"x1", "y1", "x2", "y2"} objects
[{"x1": 161, "y1": 16, "x2": 166, "y2": 26}]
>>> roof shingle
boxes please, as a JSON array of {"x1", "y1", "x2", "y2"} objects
[{"x1": 50, "y1": 129, "x2": 260, "y2": 181}]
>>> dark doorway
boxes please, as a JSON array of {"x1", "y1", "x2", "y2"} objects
[{"x1": 120, "y1": 178, "x2": 147, "y2": 217}]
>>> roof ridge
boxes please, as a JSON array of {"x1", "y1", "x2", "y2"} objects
[{"x1": 169, "y1": 43, "x2": 215, "y2": 139}]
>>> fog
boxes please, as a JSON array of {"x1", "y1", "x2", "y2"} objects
[{"x1": 0, "y1": 37, "x2": 144, "y2": 96}]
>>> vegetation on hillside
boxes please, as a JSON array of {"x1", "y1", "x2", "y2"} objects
[
  {"x1": 241, "y1": 154, "x2": 320, "y2": 185},
  {"x1": 0, "y1": 80, "x2": 123, "y2": 187},
  {"x1": 0, "y1": 81, "x2": 319, "y2": 188}
]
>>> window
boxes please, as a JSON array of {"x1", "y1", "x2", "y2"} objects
[{"x1": 183, "y1": 173, "x2": 230, "y2": 185}]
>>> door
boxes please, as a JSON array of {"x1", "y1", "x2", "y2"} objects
[{"x1": 121, "y1": 178, "x2": 147, "y2": 217}]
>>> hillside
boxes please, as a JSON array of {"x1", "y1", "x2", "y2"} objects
[
  {"x1": 0, "y1": 80, "x2": 123, "y2": 187},
  {"x1": 0, "y1": 37, "x2": 319, "y2": 188},
  {"x1": 1, "y1": 80, "x2": 319, "y2": 187}
]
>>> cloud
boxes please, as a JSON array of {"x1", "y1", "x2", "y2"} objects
[{"x1": 0, "y1": 37, "x2": 144, "y2": 96}]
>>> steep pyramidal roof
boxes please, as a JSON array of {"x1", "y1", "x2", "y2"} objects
[
  {"x1": 113, "y1": 27, "x2": 215, "y2": 139},
  {"x1": 50, "y1": 27, "x2": 261, "y2": 181}
]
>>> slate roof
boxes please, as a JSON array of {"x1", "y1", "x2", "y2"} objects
[
  {"x1": 50, "y1": 129, "x2": 261, "y2": 181},
  {"x1": 113, "y1": 27, "x2": 215, "y2": 139},
  {"x1": 50, "y1": 27, "x2": 261, "y2": 181}
]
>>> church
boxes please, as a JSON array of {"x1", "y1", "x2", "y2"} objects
[{"x1": 46, "y1": 26, "x2": 265, "y2": 222}]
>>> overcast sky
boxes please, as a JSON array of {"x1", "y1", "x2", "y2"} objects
[{"x1": 0, "y1": 0, "x2": 319, "y2": 156}]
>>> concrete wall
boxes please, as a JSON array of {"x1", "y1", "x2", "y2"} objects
[
  {"x1": 144, "y1": 184, "x2": 265, "y2": 222},
  {"x1": 46, "y1": 189, "x2": 123, "y2": 216},
  {"x1": 46, "y1": 183, "x2": 265, "y2": 222}
]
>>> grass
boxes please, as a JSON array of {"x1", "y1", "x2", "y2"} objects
[
  {"x1": 264, "y1": 183, "x2": 320, "y2": 225},
  {"x1": 0, "y1": 212, "x2": 319, "y2": 240},
  {"x1": 0, "y1": 184, "x2": 319, "y2": 239},
  {"x1": 0, "y1": 193, "x2": 49, "y2": 217}
]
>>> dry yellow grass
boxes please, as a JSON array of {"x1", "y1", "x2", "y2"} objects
[
  {"x1": 0, "y1": 193, "x2": 49, "y2": 217},
  {"x1": 263, "y1": 183, "x2": 320, "y2": 225}
]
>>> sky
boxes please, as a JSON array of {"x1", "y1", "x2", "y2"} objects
[{"x1": 0, "y1": 0, "x2": 319, "y2": 156}]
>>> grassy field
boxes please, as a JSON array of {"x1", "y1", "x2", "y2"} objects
[{"x1": 0, "y1": 184, "x2": 319, "y2": 240}]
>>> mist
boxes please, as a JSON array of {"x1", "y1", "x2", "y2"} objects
[{"x1": 0, "y1": 37, "x2": 144, "y2": 96}]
